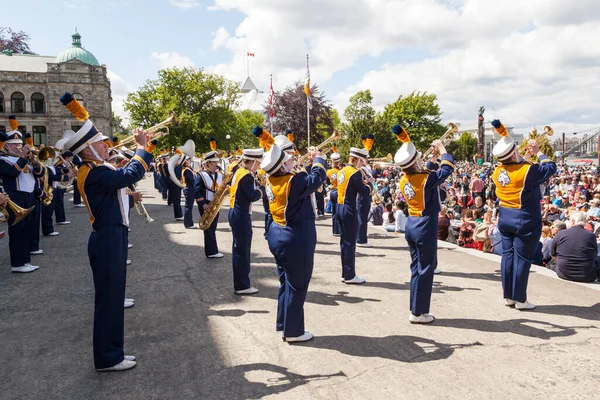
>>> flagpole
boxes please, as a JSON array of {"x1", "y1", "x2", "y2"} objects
[
  {"x1": 306, "y1": 54, "x2": 310, "y2": 148},
  {"x1": 270, "y1": 74, "x2": 274, "y2": 133},
  {"x1": 246, "y1": 52, "x2": 249, "y2": 77}
]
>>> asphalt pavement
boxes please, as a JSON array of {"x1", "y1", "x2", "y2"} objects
[{"x1": 1, "y1": 175, "x2": 599, "y2": 400}]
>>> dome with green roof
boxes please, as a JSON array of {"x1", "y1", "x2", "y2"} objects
[{"x1": 55, "y1": 30, "x2": 100, "y2": 66}]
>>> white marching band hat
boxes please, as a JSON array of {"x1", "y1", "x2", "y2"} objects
[
  {"x1": 260, "y1": 144, "x2": 291, "y2": 175},
  {"x1": 491, "y1": 120, "x2": 516, "y2": 162},
  {"x1": 330, "y1": 152, "x2": 341, "y2": 161},
  {"x1": 203, "y1": 150, "x2": 219, "y2": 162},
  {"x1": 242, "y1": 148, "x2": 264, "y2": 161},
  {"x1": 392, "y1": 124, "x2": 419, "y2": 169},
  {"x1": 58, "y1": 93, "x2": 108, "y2": 154},
  {"x1": 349, "y1": 147, "x2": 368, "y2": 160},
  {"x1": 5, "y1": 116, "x2": 23, "y2": 144},
  {"x1": 274, "y1": 135, "x2": 294, "y2": 152}
]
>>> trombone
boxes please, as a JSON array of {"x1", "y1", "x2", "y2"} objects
[
  {"x1": 520, "y1": 125, "x2": 554, "y2": 156},
  {"x1": 0, "y1": 184, "x2": 34, "y2": 226},
  {"x1": 296, "y1": 131, "x2": 342, "y2": 165}
]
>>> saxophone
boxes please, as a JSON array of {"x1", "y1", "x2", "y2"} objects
[{"x1": 198, "y1": 164, "x2": 239, "y2": 230}]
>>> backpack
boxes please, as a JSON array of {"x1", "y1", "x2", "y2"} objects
[
  {"x1": 473, "y1": 223, "x2": 490, "y2": 242},
  {"x1": 371, "y1": 205, "x2": 384, "y2": 226}
]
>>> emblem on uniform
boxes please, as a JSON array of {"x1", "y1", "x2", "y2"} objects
[
  {"x1": 266, "y1": 183, "x2": 275, "y2": 202},
  {"x1": 338, "y1": 172, "x2": 345, "y2": 185},
  {"x1": 403, "y1": 182, "x2": 416, "y2": 200},
  {"x1": 497, "y1": 170, "x2": 511, "y2": 187},
  {"x1": 330, "y1": 172, "x2": 337, "y2": 181}
]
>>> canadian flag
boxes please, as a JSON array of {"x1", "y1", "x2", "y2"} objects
[{"x1": 247, "y1": 52, "x2": 255, "y2": 57}]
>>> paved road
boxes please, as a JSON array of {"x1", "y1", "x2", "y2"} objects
[{"x1": 1, "y1": 176, "x2": 599, "y2": 399}]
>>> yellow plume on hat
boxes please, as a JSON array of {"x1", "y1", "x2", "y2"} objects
[
  {"x1": 362, "y1": 134, "x2": 374, "y2": 151},
  {"x1": 252, "y1": 126, "x2": 275, "y2": 151},
  {"x1": 392, "y1": 124, "x2": 410, "y2": 144},
  {"x1": 491, "y1": 119, "x2": 508, "y2": 137},
  {"x1": 8, "y1": 115, "x2": 18, "y2": 131},
  {"x1": 60, "y1": 92, "x2": 89, "y2": 122}
]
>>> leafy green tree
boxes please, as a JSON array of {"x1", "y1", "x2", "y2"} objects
[
  {"x1": 447, "y1": 132, "x2": 478, "y2": 161},
  {"x1": 124, "y1": 67, "x2": 240, "y2": 155},
  {"x1": 232, "y1": 109, "x2": 267, "y2": 151},
  {"x1": 111, "y1": 112, "x2": 130, "y2": 139},
  {"x1": 265, "y1": 82, "x2": 335, "y2": 150},
  {"x1": 518, "y1": 128, "x2": 554, "y2": 162},
  {"x1": 379, "y1": 91, "x2": 446, "y2": 152},
  {"x1": 339, "y1": 90, "x2": 377, "y2": 157}
]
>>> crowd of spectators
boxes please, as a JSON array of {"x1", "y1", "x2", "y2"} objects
[{"x1": 341, "y1": 161, "x2": 600, "y2": 284}]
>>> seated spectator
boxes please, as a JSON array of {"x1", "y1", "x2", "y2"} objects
[
  {"x1": 575, "y1": 194, "x2": 590, "y2": 212},
  {"x1": 369, "y1": 200, "x2": 384, "y2": 226},
  {"x1": 393, "y1": 201, "x2": 408, "y2": 234},
  {"x1": 543, "y1": 220, "x2": 566, "y2": 270},
  {"x1": 447, "y1": 196, "x2": 462, "y2": 220},
  {"x1": 587, "y1": 199, "x2": 600, "y2": 219},
  {"x1": 383, "y1": 203, "x2": 395, "y2": 231},
  {"x1": 550, "y1": 212, "x2": 600, "y2": 282},
  {"x1": 471, "y1": 196, "x2": 485, "y2": 217},
  {"x1": 438, "y1": 206, "x2": 451, "y2": 241},
  {"x1": 457, "y1": 210, "x2": 478, "y2": 249},
  {"x1": 544, "y1": 204, "x2": 562, "y2": 223}
]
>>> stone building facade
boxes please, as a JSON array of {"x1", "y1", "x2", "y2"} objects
[{"x1": 0, "y1": 31, "x2": 112, "y2": 145}]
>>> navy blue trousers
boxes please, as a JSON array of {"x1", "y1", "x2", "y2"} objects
[
  {"x1": 498, "y1": 217, "x2": 541, "y2": 302},
  {"x1": 337, "y1": 204, "x2": 358, "y2": 280},
  {"x1": 330, "y1": 190, "x2": 341, "y2": 235},
  {"x1": 405, "y1": 215, "x2": 438, "y2": 315},
  {"x1": 88, "y1": 224, "x2": 128, "y2": 369},
  {"x1": 262, "y1": 193, "x2": 272, "y2": 239},
  {"x1": 54, "y1": 188, "x2": 66, "y2": 223},
  {"x1": 30, "y1": 198, "x2": 41, "y2": 252},
  {"x1": 161, "y1": 177, "x2": 168, "y2": 200},
  {"x1": 229, "y1": 209, "x2": 252, "y2": 291},
  {"x1": 183, "y1": 188, "x2": 195, "y2": 228},
  {"x1": 6, "y1": 191, "x2": 34, "y2": 267},
  {"x1": 168, "y1": 185, "x2": 182, "y2": 218},
  {"x1": 268, "y1": 220, "x2": 316, "y2": 337},
  {"x1": 200, "y1": 206, "x2": 220, "y2": 256},
  {"x1": 73, "y1": 181, "x2": 82, "y2": 205},
  {"x1": 41, "y1": 199, "x2": 55, "y2": 236},
  {"x1": 357, "y1": 195, "x2": 371, "y2": 244},
  {"x1": 315, "y1": 190, "x2": 325, "y2": 216}
]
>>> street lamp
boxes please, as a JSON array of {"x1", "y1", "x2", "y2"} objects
[{"x1": 226, "y1": 134, "x2": 231, "y2": 153}]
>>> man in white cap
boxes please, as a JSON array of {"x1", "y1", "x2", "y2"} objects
[
  {"x1": 490, "y1": 119, "x2": 557, "y2": 310},
  {"x1": 59, "y1": 92, "x2": 153, "y2": 371},
  {"x1": 194, "y1": 148, "x2": 224, "y2": 257},
  {"x1": 228, "y1": 147, "x2": 264, "y2": 294},
  {"x1": 261, "y1": 143, "x2": 326, "y2": 342},
  {"x1": 394, "y1": 124, "x2": 454, "y2": 324},
  {"x1": 327, "y1": 152, "x2": 342, "y2": 236},
  {"x1": 336, "y1": 147, "x2": 373, "y2": 284},
  {"x1": 0, "y1": 115, "x2": 47, "y2": 273}
]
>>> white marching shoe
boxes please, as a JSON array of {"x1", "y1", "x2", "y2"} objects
[
  {"x1": 124, "y1": 355, "x2": 136, "y2": 361},
  {"x1": 96, "y1": 360, "x2": 136, "y2": 372},
  {"x1": 356, "y1": 243, "x2": 373, "y2": 248},
  {"x1": 284, "y1": 331, "x2": 314, "y2": 343},
  {"x1": 409, "y1": 313, "x2": 435, "y2": 324},
  {"x1": 47, "y1": 232, "x2": 59, "y2": 237},
  {"x1": 207, "y1": 253, "x2": 224, "y2": 259},
  {"x1": 343, "y1": 276, "x2": 366, "y2": 284},
  {"x1": 74, "y1": 203, "x2": 86, "y2": 208},
  {"x1": 175, "y1": 217, "x2": 184, "y2": 221},
  {"x1": 56, "y1": 221, "x2": 71, "y2": 225},
  {"x1": 11, "y1": 265, "x2": 39, "y2": 273},
  {"x1": 516, "y1": 300, "x2": 536, "y2": 310},
  {"x1": 124, "y1": 298, "x2": 135, "y2": 309},
  {"x1": 433, "y1": 268, "x2": 442, "y2": 275},
  {"x1": 504, "y1": 299, "x2": 516, "y2": 307},
  {"x1": 186, "y1": 226, "x2": 199, "y2": 229},
  {"x1": 30, "y1": 249, "x2": 44, "y2": 255},
  {"x1": 126, "y1": 260, "x2": 132, "y2": 265},
  {"x1": 235, "y1": 287, "x2": 259, "y2": 295},
  {"x1": 128, "y1": 243, "x2": 133, "y2": 249}
]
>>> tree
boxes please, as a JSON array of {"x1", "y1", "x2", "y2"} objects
[
  {"x1": 447, "y1": 132, "x2": 478, "y2": 161},
  {"x1": 517, "y1": 128, "x2": 555, "y2": 162},
  {"x1": 124, "y1": 67, "x2": 240, "y2": 154},
  {"x1": 339, "y1": 90, "x2": 377, "y2": 157},
  {"x1": 379, "y1": 91, "x2": 446, "y2": 152},
  {"x1": 111, "y1": 112, "x2": 130, "y2": 138},
  {"x1": 0, "y1": 27, "x2": 35, "y2": 54},
  {"x1": 265, "y1": 82, "x2": 335, "y2": 151},
  {"x1": 232, "y1": 109, "x2": 267, "y2": 151}
]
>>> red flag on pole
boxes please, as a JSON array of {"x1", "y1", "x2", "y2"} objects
[
  {"x1": 269, "y1": 74, "x2": 275, "y2": 119},
  {"x1": 247, "y1": 52, "x2": 255, "y2": 57}
]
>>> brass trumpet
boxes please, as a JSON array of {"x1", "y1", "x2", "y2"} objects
[
  {"x1": 119, "y1": 112, "x2": 178, "y2": 149},
  {"x1": 422, "y1": 123, "x2": 459, "y2": 160},
  {"x1": 520, "y1": 125, "x2": 554, "y2": 156},
  {"x1": 296, "y1": 131, "x2": 342, "y2": 165},
  {"x1": 0, "y1": 197, "x2": 34, "y2": 226}
]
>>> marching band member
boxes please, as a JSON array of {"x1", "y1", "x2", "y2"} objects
[
  {"x1": 229, "y1": 147, "x2": 264, "y2": 294},
  {"x1": 59, "y1": 92, "x2": 152, "y2": 371},
  {"x1": 336, "y1": 147, "x2": 373, "y2": 284},
  {"x1": 394, "y1": 125, "x2": 454, "y2": 323},
  {"x1": 40, "y1": 158, "x2": 72, "y2": 237},
  {"x1": 53, "y1": 151, "x2": 75, "y2": 225},
  {"x1": 253, "y1": 127, "x2": 276, "y2": 240},
  {"x1": 194, "y1": 147, "x2": 223, "y2": 256},
  {"x1": 182, "y1": 154, "x2": 197, "y2": 229},
  {"x1": 159, "y1": 151, "x2": 169, "y2": 201},
  {"x1": 262, "y1": 144, "x2": 326, "y2": 343},
  {"x1": 167, "y1": 151, "x2": 184, "y2": 221},
  {"x1": 327, "y1": 150, "x2": 341, "y2": 236},
  {"x1": 491, "y1": 119, "x2": 557, "y2": 310},
  {"x1": 357, "y1": 135, "x2": 375, "y2": 247},
  {"x1": 0, "y1": 116, "x2": 46, "y2": 273}
]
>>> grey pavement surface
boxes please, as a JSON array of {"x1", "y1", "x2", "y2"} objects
[{"x1": 1, "y1": 175, "x2": 600, "y2": 400}]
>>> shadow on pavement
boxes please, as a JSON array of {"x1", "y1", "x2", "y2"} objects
[
  {"x1": 297, "y1": 335, "x2": 482, "y2": 363},
  {"x1": 532, "y1": 303, "x2": 600, "y2": 322},
  {"x1": 364, "y1": 281, "x2": 481, "y2": 293},
  {"x1": 436, "y1": 270, "x2": 502, "y2": 282},
  {"x1": 253, "y1": 287, "x2": 382, "y2": 307},
  {"x1": 208, "y1": 309, "x2": 270, "y2": 317},
  {"x1": 434, "y1": 318, "x2": 597, "y2": 339}
]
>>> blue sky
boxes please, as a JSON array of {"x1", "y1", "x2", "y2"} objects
[{"x1": 4, "y1": 0, "x2": 600, "y2": 137}]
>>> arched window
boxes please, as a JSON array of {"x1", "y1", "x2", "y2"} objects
[
  {"x1": 33, "y1": 126, "x2": 47, "y2": 146},
  {"x1": 31, "y1": 93, "x2": 45, "y2": 114},
  {"x1": 0, "y1": 92, "x2": 4, "y2": 113},
  {"x1": 73, "y1": 93, "x2": 84, "y2": 108},
  {"x1": 11, "y1": 92, "x2": 25, "y2": 113}
]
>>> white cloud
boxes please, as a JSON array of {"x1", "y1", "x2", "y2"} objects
[
  {"x1": 107, "y1": 70, "x2": 134, "y2": 123},
  {"x1": 151, "y1": 51, "x2": 195, "y2": 69},
  {"x1": 206, "y1": 0, "x2": 600, "y2": 135},
  {"x1": 169, "y1": 0, "x2": 201, "y2": 9}
]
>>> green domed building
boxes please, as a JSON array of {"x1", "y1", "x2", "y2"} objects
[{"x1": 0, "y1": 30, "x2": 112, "y2": 145}]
